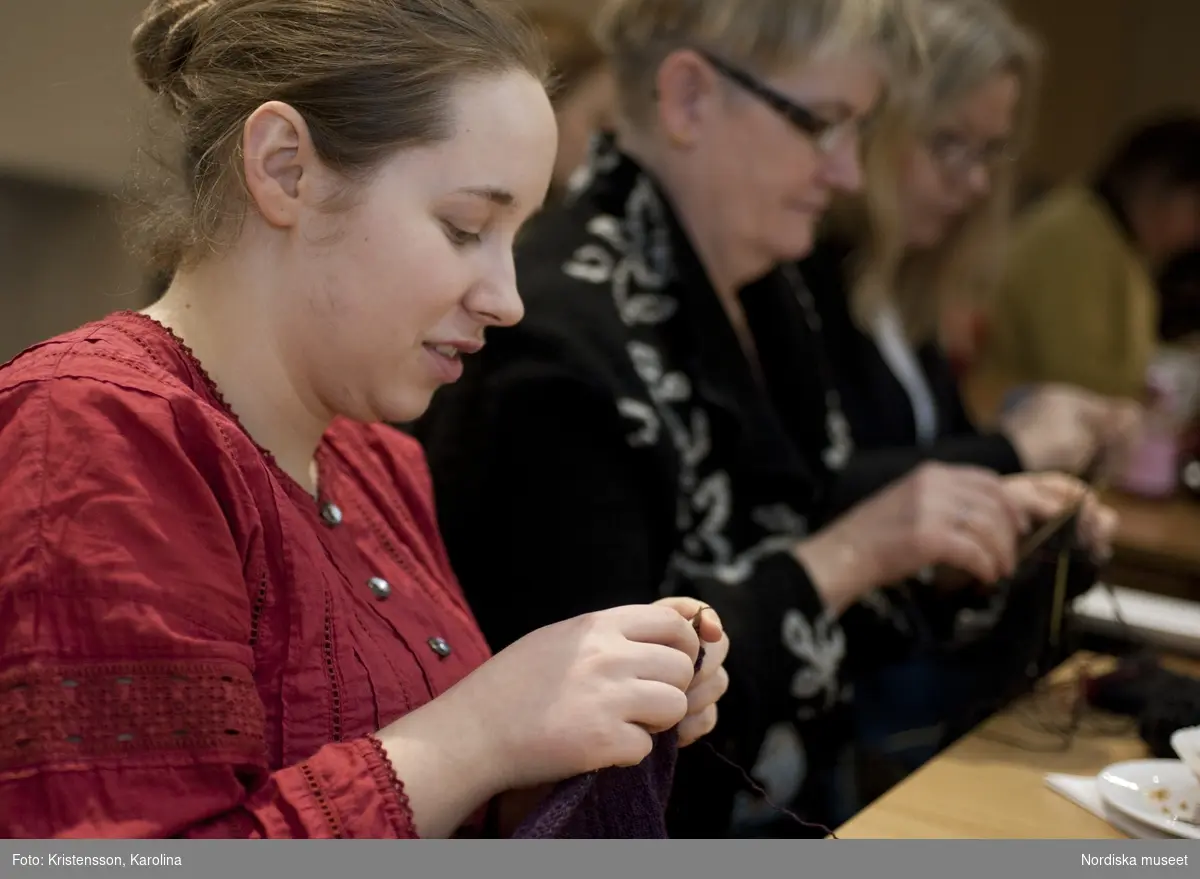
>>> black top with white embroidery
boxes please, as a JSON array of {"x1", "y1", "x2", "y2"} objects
[{"x1": 412, "y1": 140, "x2": 954, "y2": 834}]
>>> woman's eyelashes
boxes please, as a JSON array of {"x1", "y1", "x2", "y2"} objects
[{"x1": 442, "y1": 220, "x2": 484, "y2": 247}]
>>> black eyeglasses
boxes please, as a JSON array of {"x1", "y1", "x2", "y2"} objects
[{"x1": 696, "y1": 50, "x2": 859, "y2": 154}]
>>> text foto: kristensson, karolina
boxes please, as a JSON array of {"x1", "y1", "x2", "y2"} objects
[
  {"x1": 1083, "y1": 854, "x2": 1189, "y2": 867},
  {"x1": 13, "y1": 854, "x2": 183, "y2": 868}
]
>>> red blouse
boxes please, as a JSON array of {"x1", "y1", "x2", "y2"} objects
[{"x1": 0, "y1": 312, "x2": 495, "y2": 838}]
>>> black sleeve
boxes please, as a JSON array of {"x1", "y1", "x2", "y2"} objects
[
  {"x1": 936, "y1": 351, "x2": 1025, "y2": 474},
  {"x1": 422, "y1": 368, "x2": 864, "y2": 766},
  {"x1": 821, "y1": 433, "x2": 1024, "y2": 521},
  {"x1": 819, "y1": 338, "x2": 1025, "y2": 518}
]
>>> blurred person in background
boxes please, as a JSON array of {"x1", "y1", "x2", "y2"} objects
[
  {"x1": 977, "y1": 112, "x2": 1200, "y2": 398},
  {"x1": 413, "y1": 0, "x2": 1116, "y2": 837},
  {"x1": 796, "y1": 0, "x2": 1132, "y2": 808},
  {"x1": 0, "y1": 0, "x2": 731, "y2": 839},
  {"x1": 1156, "y1": 246, "x2": 1200, "y2": 344},
  {"x1": 797, "y1": 0, "x2": 1136, "y2": 499}
]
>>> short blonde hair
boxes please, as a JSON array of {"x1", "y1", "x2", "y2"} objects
[
  {"x1": 839, "y1": 0, "x2": 1041, "y2": 343},
  {"x1": 594, "y1": 0, "x2": 924, "y2": 127}
]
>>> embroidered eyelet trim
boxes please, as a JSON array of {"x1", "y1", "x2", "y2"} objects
[
  {"x1": 323, "y1": 591, "x2": 343, "y2": 743},
  {"x1": 0, "y1": 661, "x2": 266, "y2": 774},
  {"x1": 298, "y1": 760, "x2": 344, "y2": 838},
  {"x1": 366, "y1": 735, "x2": 418, "y2": 838},
  {"x1": 248, "y1": 576, "x2": 269, "y2": 648}
]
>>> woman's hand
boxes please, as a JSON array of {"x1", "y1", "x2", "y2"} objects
[
  {"x1": 1000, "y1": 384, "x2": 1141, "y2": 475},
  {"x1": 433, "y1": 603, "x2": 702, "y2": 794},
  {"x1": 1001, "y1": 471, "x2": 1119, "y2": 562},
  {"x1": 653, "y1": 597, "x2": 730, "y2": 747},
  {"x1": 1094, "y1": 398, "x2": 1145, "y2": 480},
  {"x1": 794, "y1": 462, "x2": 1027, "y2": 614},
  {"x1": 483, "y1": 599, "x2": 727, "y2": 835}
]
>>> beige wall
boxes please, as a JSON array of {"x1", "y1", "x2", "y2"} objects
[
  {"x1": 0, "y1": 178, "x2": 146, "y2": 362},
  {"x1": 1, "y1": 0, "x2": 1198, "y2": 360},
  {"x1": 0, "y1": 0, "x2": 148, "y2": 190},
  {"x1": 0, "y1": 1, "x2": 149, "y2": 359},
  {"x1": 1, "y1": 0, "x2": 1197, "y2": 190},
  {"x1": 1005, "y1": 0, "x2": 1200, "y2": 181}
]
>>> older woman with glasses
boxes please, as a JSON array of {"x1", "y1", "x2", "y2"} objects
[
  {"x1": 411, "y1": 0, "x2": 1110, "y2": 836},
  {"x1": 793, "y1": 0, "x2": 1124, "y2": 809}
]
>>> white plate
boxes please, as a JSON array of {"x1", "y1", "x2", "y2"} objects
[
  {"x1": 1170, "y1": 726, "x2": 1200, "y2": 782},
  {"x1": 1045, "y1": 773, "x2": 1175, "y2": 838},
  {"x1": 1097, "y1": 759, "x2": 1200, "y2": 840},
  {"x1": 1099, "y1": 800, "x2": 1178, "y2": 839}
]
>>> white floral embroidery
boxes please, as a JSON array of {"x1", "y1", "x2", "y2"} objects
[
  {"x1": 624, "y1": 177, "x2": 673, "y2": 284},
  {"x1": 858, "y1": 590, "x2": 913, "y2": 636},
  {"x1": 752, "y1": 502, "x2": 809, "y2": 535},
  {"x1": 782, "y1": 609, "x2": 846, "y2": 712},
  {"x1": 614, "y1": 265, "x2": 678, "y2": 326},
  {"x1": 732, "y1": 722, "x2": 807, "y2": 826},
  {"x1": 586, "y1": 214, "x2": 625, "y2": 251},
  {"x1": 823, "y1": 405, "x2": 854, "y2": 471},
  {"x1": 687, "y1": 471, "x2": 732, "y2": 563},
  {"x1": 562, "y1": 243, "x2": 615, "y2": 285},
  {"x1": 953, "y1": 582, "x2": 1010, "y2": 642},
  {"x1": 616, "y1": 397, "x2": 659, "y2": 447},
  {"x1": 563, "y1": 134, "x2": 621, "y2": 204},
  {"x1": 570, "y1": 142, "x2": 858, "y2": 713},
  {"x1": 781, "y1": 264, "x2": 855, "y2": 472}
]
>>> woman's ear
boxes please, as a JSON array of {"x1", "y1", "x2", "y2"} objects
[
  {"x1": 241, "y1": 100, "x2": 322, "y2": 229},
  {"x1": 654, "y1": 49, "x2": 720, "y2": 149}
]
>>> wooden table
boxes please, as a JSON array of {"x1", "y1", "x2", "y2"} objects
[
  {"x1": 1101, "y1": 490, "x2": 1200, "y2": 599},
  {"x1": 834, "y1": 653, "x2": 1200, "y2": 838}
]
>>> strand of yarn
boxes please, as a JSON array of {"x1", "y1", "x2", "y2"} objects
[{"x1": 688, "y1": 605, "x2": 840, "y2": 840}]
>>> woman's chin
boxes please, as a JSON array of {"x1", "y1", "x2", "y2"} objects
[
  {"x1": 357, "y1": 386, "x2": 433, "y2": 428},
  {"x1": 771, "y1": 225, "x2": 818, "y2": 264}
]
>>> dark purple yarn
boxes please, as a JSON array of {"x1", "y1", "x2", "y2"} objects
[
  {"x1": 508, "y1": 619, "x2": 836, "y2": 839},
  {"x1": 510, "y1": 633, "x2": 708, "y2": 838},
  {"x1": 509, "y1": 730, "x2": 680, "y2": 838}
]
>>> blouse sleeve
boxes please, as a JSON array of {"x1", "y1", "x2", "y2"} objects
[
  {"x1": 0, "y1": 378, "x2": 417, "y2": 839},
  {"x1": 419, "y1": 369, "x2": 851, "y2": 767}
]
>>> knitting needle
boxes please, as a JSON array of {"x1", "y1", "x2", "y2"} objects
[{"x1": 1049, "y1": 469, "x2": 1111, "y2": 648}]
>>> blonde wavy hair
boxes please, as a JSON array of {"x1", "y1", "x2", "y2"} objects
[
  {"x1": 835, "y1": 0, "x2": 1041, "y2": 344},
  {"x1": 593, "y1": 0, "x2": 926, "y2": 129}
]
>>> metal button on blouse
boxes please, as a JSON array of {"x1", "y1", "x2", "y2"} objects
[
  {"x1": 320, "y1": 502, "x2": 343, "y2": 527},
  {"x1": 367, "y1": 576, "x2": 391, "y2": 600},
  {"x1": 427, "y1": 637, "x2": 452, "y2": 658}
]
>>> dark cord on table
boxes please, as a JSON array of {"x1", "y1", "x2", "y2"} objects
[{"x1": 974, "y1": 579, "x2": 1143, "y2": 753}]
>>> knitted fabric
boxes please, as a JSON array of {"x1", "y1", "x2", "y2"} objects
[
  {"x1": 510, "y1": 731, "x2": 679, "y2": 838},
  {"x1": 511, "y1": 642, "x2": 704, "y2": 838}
]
